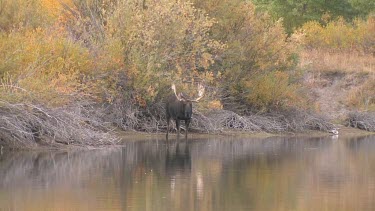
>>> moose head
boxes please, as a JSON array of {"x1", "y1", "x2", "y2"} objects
[{"x1": 166, "y1": 82, "x2": 205, "y2": 140}]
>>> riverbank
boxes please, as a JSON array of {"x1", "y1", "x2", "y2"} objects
[{"x1": 0, "y1": 100, "x2": 374, "y2": 150}]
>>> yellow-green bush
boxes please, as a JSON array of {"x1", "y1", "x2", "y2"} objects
[
  {"x1": 0, "y1": 29, "x2": 95, "y2": 106},
  {"x1": 60, "y1": 0, "x2": 114, "y2": 46},
  {"x1": 300, "y1": 16, "x2": 375, "y2": 54},
  {"x1": 0, "y1": 0, "x2": 54, "y2": 32},
  {"x1": 193, "y1": 1, "x2": 301, "y2": 112},
  {"x1": 0, "y1": 0, "x2": 223, "y2": 108},
  {"x1": 230, "y1": 71, "x2": 304, "y2": 111},
  {"x1": 106, "y1": 0, "x2": 224, "y2": 106},
  {"x1": 0, "y1": 0, "x2": 309, "y2": 114}
]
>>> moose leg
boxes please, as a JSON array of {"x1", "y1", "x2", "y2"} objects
[
  {"x1": 176, "y1": 119, "x2": 180, "y2": 140},
  {"x1": 166, "y1": 117, "x2": 170, "y2": 140},
  {"x1": 185, "y1": 119, "x2": 190, "y2": 140}
]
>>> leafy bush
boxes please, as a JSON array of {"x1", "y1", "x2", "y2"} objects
[
  {"x1": 300, "y1": 16, "x2": 375, "y2": 54},
  {"x1": 242, "y1": 71, "x2": 304, "y2": 111},
  {"x1": 106, "y1": 0, "x2": 224, "y2": 106},
  {"x1": 0, "y1": 0, "x2": 54, "y2": 32},
  {"x1": 252, "y1": 0, "x2": 374, "y2": 34},
  {"x1": 193, "y1": 1, "x2": 301, "y2": 112},
  {"x1": 0, "y1": 29, "x2": 95, "y2": 106},
  {"x1": 59, "y1": 0, "x2": 115, "y2": 46}
]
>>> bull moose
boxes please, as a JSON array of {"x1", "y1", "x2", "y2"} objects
[{"x1": 166, "y1": 83, "x2": 205, "y2": 140}]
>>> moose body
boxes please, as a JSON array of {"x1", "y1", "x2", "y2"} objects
[
  {"x1": 166, "y1": 95, "x2": 192, "y2": 140},
  {"x1": 166, "y1": 83, "x2": 204, "y2": 140}
]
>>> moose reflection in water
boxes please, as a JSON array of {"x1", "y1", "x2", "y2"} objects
[
  {"x1": 165, "y1": 141, "x2": 191, "y2": 176},
  {"x1": 0, "y1": 135, "x2": 374, "y2": 211}
]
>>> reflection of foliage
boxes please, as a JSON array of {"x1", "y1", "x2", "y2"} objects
[
  {"x1": 0, "y1": 149, "x2": 122, "y2": 210},
  {"x1": 4, "y1": 138, "x2": 375, "y2": 210}
]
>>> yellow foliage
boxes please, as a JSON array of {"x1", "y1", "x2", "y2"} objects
[
  {"x1": 0, "y1": 0, "x2": 55, "y2": 31},
  {"x1": 0, "y1": 29, "x2": 96, "y2": 106},
  {"x1": 300, "y1": 17, "x2": 375, "y2": 54},
  {"x1": 207, "y1": 100, "x2": 223, "y2": 110},
  {"x1": 213, "y1": 1, "x2": 301, "y2": 112},
  {"x1": 41, "y1": 0, "x2": 72, "y2": 17},
  {"x1": 242, "y1": 71, "x2": 305, "y2": 111},
  {"x1": 107, "y1": 0, "x2": 224, "y2": 105},
  {"x1": 0, "y1": 0, "x2": 308, "y2": 113}
]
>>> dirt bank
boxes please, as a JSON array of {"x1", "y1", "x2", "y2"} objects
[{"x1": 304, "y1": 69, "x2": 374, "y2": 125}]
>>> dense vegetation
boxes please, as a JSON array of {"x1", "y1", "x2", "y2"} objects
[
  {"x1": 253, "y1": 0, "x2": 375, "y2": 33},
  {"x1": 0, "y1": 0, "x2": 374, "y2": 148}
]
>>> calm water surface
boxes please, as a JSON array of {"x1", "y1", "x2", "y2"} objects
[{"x1": 0, "y1": 135, "x2": 374, "y2": 211}]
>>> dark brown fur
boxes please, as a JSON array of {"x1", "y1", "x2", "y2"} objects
[{"x1": 166, "y1": 95, "x2": 192, "y2": 140}]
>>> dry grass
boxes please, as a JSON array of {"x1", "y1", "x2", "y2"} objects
[
  {"x1": 300, "y1": 49, "x2": 375, "y2": 73},
  {"x1": 300, "y1": 48, "x2": 375, "y2": 118}
]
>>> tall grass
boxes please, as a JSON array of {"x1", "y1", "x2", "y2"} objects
[
  {"x1": 299, "y1": 16, "x2": 375, "y2": 73},
  {"x1": 300, "y1": 49, "x2": 375, "y2": 73}
]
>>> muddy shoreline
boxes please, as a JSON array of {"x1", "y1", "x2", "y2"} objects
[{"x1": 116, "y1": 126, "x2": 374, "y2": 142}]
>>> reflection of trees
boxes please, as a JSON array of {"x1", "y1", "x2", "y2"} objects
[
  {"x1": 0, "y1": 149, "x2": 120, "y2": 187},
  {"x1": 115, "y1": 137, "x2": 338, "y2": 211},
  {"x1": 294, "y1": 135, "x2": 375, "y2": 211},
  {"x1": 0, "y1": 135, "x2": 374, "y2": 210},
  {"x1": 345, "y1": 135, "x2": 375, "y2": 152},
  {"x1": 0, "y1": 149, "x2": 123, "y2": 210},
  {"x1": 188, "y1": 137, "x2": 334, "y2": 211}
]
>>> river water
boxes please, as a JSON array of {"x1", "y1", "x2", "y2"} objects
[{"x1": 0, "y1": 135, "x2": 374, "y2": 211}]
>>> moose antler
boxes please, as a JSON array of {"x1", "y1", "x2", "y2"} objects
[
  {"x1": 190, "y1": 83, "x2": 205, "y2": 102},
  {"x1": 171, "y1": 83, "x2": 184, "y2": 101},
  {"x1": 171, "y1": 82, "x2": 205, "y2": 102}
]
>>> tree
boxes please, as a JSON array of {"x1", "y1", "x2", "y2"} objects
[
  {"x1": 349, "y1": 0, "x2": 375, "y2": 16},
  {"x1": 192, "y1": 0, "x2": 301, "y2": 112},
  {"x1": 107, "y1": 0, "x2": 224, "y2": 105},
  {"x1": 252, "y1": 0, "x2": 372, "y2": 33}
]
